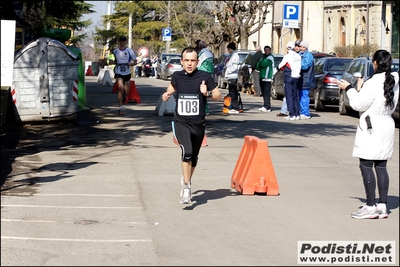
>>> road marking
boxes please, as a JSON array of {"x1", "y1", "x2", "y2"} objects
[
  {"x1": 1, "y1": 236, "x2": 152, "y2": 242},
  {"x1": 1, "y1": 205, "x2": 141, "y2": 209},
  {"x1": 1, "y1": 219, "x2": 147, "y2": 225},
  {"x1": 2, "y1": 193, "x2": 137, "y2": 197}
]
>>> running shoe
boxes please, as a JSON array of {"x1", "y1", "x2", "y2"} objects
[
  {"x1": 180, "y1": 177, "x2": 191, "y2": 204},
  {"x1": 351, "y1": 205, "x2": 379, "y2": 219},
  {"x1": 377, "y1": 203, "x2": 388, "y2": 219}
]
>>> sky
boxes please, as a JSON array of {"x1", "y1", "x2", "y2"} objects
[{"x1": 81, "y1": 1, "x2": 115, "y2": 30}]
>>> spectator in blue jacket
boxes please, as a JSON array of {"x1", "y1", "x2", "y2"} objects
[{"x1": 298, "y1": 41, "x2": 316, "y2": 119}]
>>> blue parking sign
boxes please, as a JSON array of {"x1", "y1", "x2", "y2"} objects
[
  {"x1": 162, "y1": 28, "x2": 171, "y2": 41},
  {"x1": 283, "y1": 4, "x2": 299, "y2": 28}
]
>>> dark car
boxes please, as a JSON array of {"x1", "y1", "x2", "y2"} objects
[
  {"x1": 271, "y1": 51, "x2": 337, "y2": 100},
  {"x1": 220, "y1": 50, "x2": 254, "y2": 89},
  {"x1": 238, "y1": 53, "x2": 284, "y2": 93},
  {"x1": 237, "y1": 51, "x2": 256, "y2": 91},
  {"x1": 160, "y1": 56, "x2": 183, "y2": 80},
  {"x1": 156, "y1": 53, "x2": 181, "y2": 79},
  {"x1": 213, "y1": 53, "x2": 230, "y2": 86},
  {"x1": 340, "y1": 57, "x2": 399, "y2": 118},
  {"x1": 312, "y1": 57, "x2": 353, "y2": 111},
  {"x1": 311, "y1": 51, "x2": 336, "y2": 63},
  {"x1": 142, "y1": 58, "x2": 153, "y2": 77}
]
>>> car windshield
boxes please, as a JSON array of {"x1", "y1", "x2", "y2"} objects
[{"x1": 169, "y1": 58, "x2": 181, "y2": 64}]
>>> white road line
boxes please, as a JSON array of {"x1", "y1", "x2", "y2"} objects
[
  {"x1": 1, "y1": 193, "x2": 137, "y2": 197},
  {"x1": 1, "y1": 219, "x2": 147, "y2": 225},
  {"x1": 1, "y1": 205, "x2": 141, "y2": 209},
  {"x1": 1, "y1": 236, "x2": 152, "y2": 242}
]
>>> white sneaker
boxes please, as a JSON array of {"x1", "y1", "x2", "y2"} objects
[
  {"x1": 295, "y1": 116, "x2": 300, "y2": 120},
  {"x1": 377, "y1": 203, "x2": 388, "y2": 219},
  {"x1": 285, "y1": 116, "x2": 297, "y2": 121},
  {"x1": 300, "y1": 114, "x2": 311, "y2": 120},
  {"x1": 258, "y1": 107, "x2": 271, "y2": 112},
  {"x1": 228, "y1": 109, "x2": 239, "y2": 114},
  {"x1": 180, "y1": 177, "x2": 191, "y2": 204}
]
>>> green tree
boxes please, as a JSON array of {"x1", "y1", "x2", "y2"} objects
[{"x1": 0, "y1": 1, "x2": 95, "y2": 45}]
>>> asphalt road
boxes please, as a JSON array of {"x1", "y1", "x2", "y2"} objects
[{"x1": 1, "y1": 76, "x2": 399, "y2": 266}]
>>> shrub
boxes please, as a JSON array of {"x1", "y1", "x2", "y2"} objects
[{"x1": 334, "y1": 44, "x2": 380, "y2": 57}]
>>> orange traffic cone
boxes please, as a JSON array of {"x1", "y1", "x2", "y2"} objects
[
  {"x1": 231, "y1": 135, "x2": 279, "y2": 196},
  {"x1": 86, "y1": 65, "x2": 93, "y2": 76},
  {"x1": 127, "y1": 81, "x2": 141, "y2": 103},
  {"x1": 201, "y1": 134, "x2": 208, "y2": 147}
]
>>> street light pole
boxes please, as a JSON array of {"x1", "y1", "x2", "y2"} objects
[
  {"x1": 128, "y1": 1, "x2": 132, "y2": 49},
  {"x1": 166, "y1": 1, "x2": 171, "y2": 53}
]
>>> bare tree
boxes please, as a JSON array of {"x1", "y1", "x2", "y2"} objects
[{"x1": 214, "y1": 0, "x2": 273, "y2": 49}]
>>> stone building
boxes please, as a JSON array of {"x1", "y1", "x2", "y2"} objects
[{"x1": 269, "y1": 1, "x2": 397, "y2": 57}]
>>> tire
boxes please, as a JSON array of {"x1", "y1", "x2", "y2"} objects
[
  {"x1": 314, "y1": 89, "x2": 324, "y2": 111},
  {"x1": 271, "y1": 84, "x2": 283, "y2": 100},
  {"x1": 271, "y1": 83, "x2": 278, "y2": 100},
  {"x1": 338, "y1": 91, "x2": 348, "y2": 115}
]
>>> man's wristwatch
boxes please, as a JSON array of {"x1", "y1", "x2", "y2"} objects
[{"x1": 207, "y1": 91, "x2": 212, "y2": 97}]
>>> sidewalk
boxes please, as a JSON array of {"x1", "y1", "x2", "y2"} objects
[{"x1": 1, "y1": 76, "x2": 399, "y2": 266}]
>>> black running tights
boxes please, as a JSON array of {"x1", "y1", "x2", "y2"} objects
[{"x1": 359, "y1": 159, "x2": 389, "y2": 206}]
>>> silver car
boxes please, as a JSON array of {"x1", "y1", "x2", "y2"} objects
[
  {"x1": 340, "y1": 57, "x2": 399, "y2": 118},
  {"x1": 156, "y1": 53, "x2": 181, "y2": 79},
  {"x1": 160, "y1": 56, "x2": 183, "y2": 80}
]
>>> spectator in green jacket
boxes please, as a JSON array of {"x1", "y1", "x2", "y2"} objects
[{"x1": 256, "y1": 45, "x2": 275, "y2": 112}]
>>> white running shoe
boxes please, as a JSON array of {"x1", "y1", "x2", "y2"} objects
[
  {"x1": 258, "y1": 107, "x2": 271, "y2": 112},
  {"x1": 228, "y1": 109, "x2": 239, "y2": 114},
  {"x1": 300, "y1": 114, "x2": 311, "y2": 120},
  {"x1": 377, "y1": 203, "x2": 388, "y2": 219},
  {"x1": 180, "y1": 177, "x2": 191, "y2": 204}
]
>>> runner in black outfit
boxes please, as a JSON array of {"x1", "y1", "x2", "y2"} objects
[{"x1": 162, "y1": 46, "x2": 221, "y2": 204}]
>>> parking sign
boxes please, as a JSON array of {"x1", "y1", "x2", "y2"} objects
[
  {"x1": 283, "y1": 4, "x2": 299, "y2": 28},
  {"x1": 162, "y1": 28, "x2": 171, "y2": 41}
]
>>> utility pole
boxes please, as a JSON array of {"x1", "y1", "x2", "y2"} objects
[
  {"x1": 166, "y1": 1, "x2": 171, "y2": 53},
  {"x1": 129, "y1": 1, "x2": 132, "y2": 49}
]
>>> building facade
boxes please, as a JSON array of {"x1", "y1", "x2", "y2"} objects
[{"x1": 269, "y1": 1, "x2": 397, "y2": 57}]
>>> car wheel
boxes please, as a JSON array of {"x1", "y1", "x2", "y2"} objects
[
  {"x1": 314, "y1": 89, "x2": 324, "y2": 111},
  {"x1": 271, "y1": 83, "x2": 278, "y2": 100},
  {"x1": 338, "y1": 91, "x2": 348, "y2": 115}
]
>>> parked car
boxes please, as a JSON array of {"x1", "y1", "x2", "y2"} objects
[
  {"x1": 311, "y1": 51, "x2": 337, "y2": 63},
  {"x1": 213, "y1": 53, "x2": 230, "y2": 86},
  {"x1": 271, "y1": 51, "x2": 337, "y2": 100},
  {"x1": 160, "y1": 56, "x2": 182, "y2": 80},
  {"x1": 156, "y1": 53, "x2": 181, "y2": 79},
  {"x1": 339, "y1": 57, "x2": 399, "y2": 118},
  {"x1": 312, "y1": 57, "x2": 353, "y2": 111},
  {"x1": 220, "y1": 50, "x2": 255, "y2": 89},
  {"x1": 142, "y1": 58, "x2": 153, "y2": 77},
  {"x1": 238, "y1": 53, "x2": 284, "y2": 92}
]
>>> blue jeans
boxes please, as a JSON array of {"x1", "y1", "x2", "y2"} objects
[{"x1": 280, "y1": 97, "x2": 288, "y2": 114}]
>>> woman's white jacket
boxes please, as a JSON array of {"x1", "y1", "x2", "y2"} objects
[{"x1": 347, "y1": 72, "x2": 399, "y2": 160}]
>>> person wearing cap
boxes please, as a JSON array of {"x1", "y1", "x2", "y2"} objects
[
  {"x1": 298, "y1": 40, "x2": 315, "y2": 120},
  {"x1": 196, "y1": 40, "x2": 214, "y2": 115},
  {"x1": 277, "y1": 41, "x2": 302, "y2": 120},
  {"x1": 225, "y1": 42, "x2": 241, "y2": 114},
  {"x1": 276, "y1": 41, "x2": 301, "y2": 117},
  {"x1": 111, "y1": 35, "x2": 137, "y2": 115}
]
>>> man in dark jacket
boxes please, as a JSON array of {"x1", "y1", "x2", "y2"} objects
[{"x1": 250, "y1": 45, "x2": 264, "y2": 96}]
